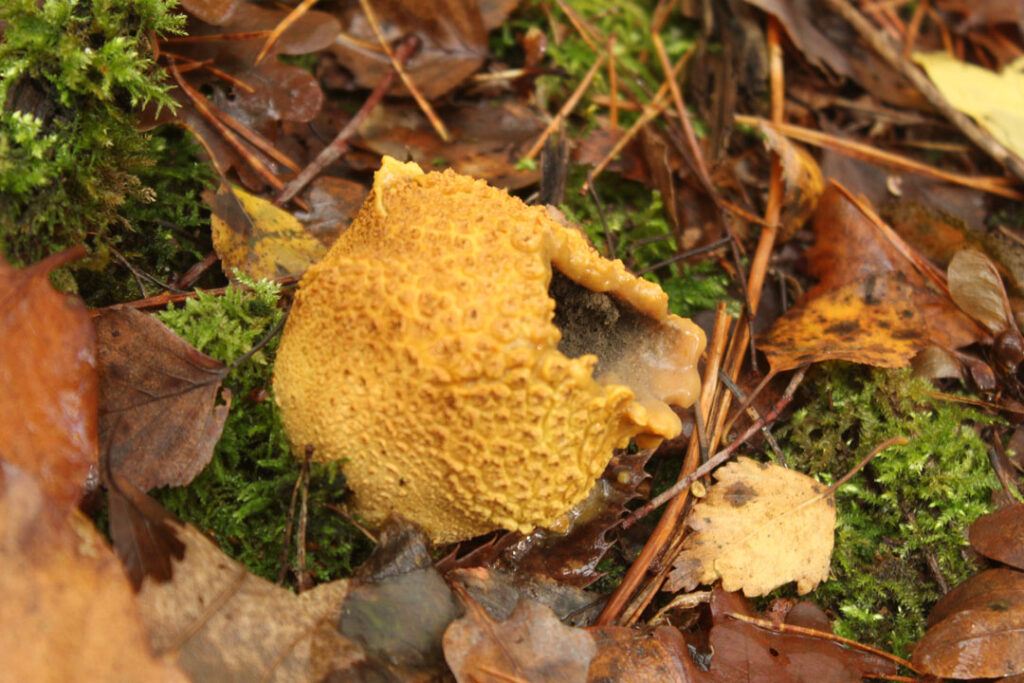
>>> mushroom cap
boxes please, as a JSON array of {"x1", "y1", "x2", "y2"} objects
[{"x1": 273, "y1": 157, "x2": 705, "y2": 543}]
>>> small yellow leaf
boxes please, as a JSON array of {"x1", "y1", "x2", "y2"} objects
[
  {"x1": 914, "y1": 52, "x2": 1024, "y2": 160},
  {"x1": 667, "y1": 458, "x2": 836, "y2": 597},
  {"x1": 210, "y1": 185, "x2": 327, "y2": 280}
]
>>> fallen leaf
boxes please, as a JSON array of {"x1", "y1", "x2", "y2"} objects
[
  {"x1": 970, "y1": 504, "x2": 1024, "y2": 570},
  {"x1": 95, "y1": 308, "x2": 231, "y2": 492},
  {"x1": 108, "y1": 472, "x2": 187, "y2": 590},
  {"x1": 0, "y1": 462, "x2": 186, "y2": 682},
  {"x1": 449, "y1": 567, "x2": 601, "y2": 627},
  {"x1": 135, "y1": 512, "x2": 361, "y2": 681},
  {"x1": 443, "y1": 596, "x2": 597, "y2": 682},
  {"x1": 667, "y1": 458, "x2": 835, "y2": 597},
  {"x1": 292, "y1": 176, "x2": 368, "y2": 244},
  {"x1": 0, "y1": 248, "x2": 97, "y2": 511},
  {"x1": 912, "y1": 568, "x2": 1024, "y2": 678},
  {"x1": 503, "y1": 448, "x2": 657, "y2": 587},
  {"x1": 588, "y1": 625, "x2": 701, "y2": 682},
  {"x1": 915, "y1": 53, "x2": 1024, "y2": 160},
  {"x1": 705, "y1": 588, "x2": 898, "y2": 681},
  {"x1": 948, "y1": 248, "x2": 1014, "y2": 335},
  {"x1": 210, "y1": 184, "x2": 327, "y2": 279},
  {"x1": 330, "y1": 0, "x2": 499, "y2": 100},
  {"x1": 761, "y1": 186, "x2": 983, "y2": 372}
]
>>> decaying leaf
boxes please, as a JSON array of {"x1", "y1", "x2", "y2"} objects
[
  {"x1": 970, "y1": 504, "x2": 1024, "y2": 570},
  {"x1": 210, "y1": 184, "x2": 327, "y2": 279},
  {"x1": 443, "y1": 596, "x2": 597, "y2": 682},
  {"x1": 667, "y1": 458, "x2": 835, "y2": 597},
  {"x1": 136, "y1": 514, "x2": 360, "y2": 681},
  {"x1": 914, "y1": 53, "x2": 1024, "y2": 160},
  {"x1": 0, "y1": 463, "x2": 186, "y2": 682},
  {"x1": 761, "y1": 186, "x2": 983, "y2": 372},
  {"x1": 588, "y1": 625, "x2": 700, "y2": 682},
  {"x1": 96, "y1": 308, "x2": 231, "y2": 492},
  {"x1": 706, "y1": 588, "x2": 898, "y2": 681},
  {"x1": 913, "y1": 568, "x2": 1024, "y2": 678},
  {"x1": 330, "y1": 0, "x2": 505, "y2": 100},
  {"x1": 948, "y1": 248, "x2": 1014, "y2": 336},
  {"x1": 0, "y1": 249, "x2": 97, "y2": 510},
  {"x1": 108, "y1": 472, "x2": 187, "y2": 590}
]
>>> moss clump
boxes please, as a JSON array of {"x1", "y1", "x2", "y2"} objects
[
  {"x1": 777, "y1": 363, "x2": 999, "y2": 655},
  {"x1": 155, "y1": 275, "x2": 373, "y2": 583},
  {"x1": 0, "y1": 0, "x2": 184, "y2": 264}
]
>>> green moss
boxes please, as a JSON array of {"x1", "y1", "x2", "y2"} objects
[
  {"x1": 0, "y1": 0, "x2": 186, "y2": 265},
  {"x1": 560, "y1": 170, "x2": 736, "y2": 317},
  {"x1": 155, "y1": 275, "x2": 373, "y2": 583},
  {"x1": 776, "y1": 363, "x2": 999, "y2": 655}
]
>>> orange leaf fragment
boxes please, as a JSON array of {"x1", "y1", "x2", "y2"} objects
[{"x1": 0, "y1": 248, "x2": 97, "y2": 511}]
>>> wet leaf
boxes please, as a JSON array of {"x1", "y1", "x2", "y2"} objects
[
  {"x1": 0, "y1": 249, "x2": 97, "y2": 511},
  {"x1": 0, "y1": 463, "x2": 186, "y2": 681},
  {"x1": 331, "y1": 0, "x2": 499, "y2": 100},
  {"x1": 948, "y1": 248, "x2": 1013, "y2": 335},
  {"x1": 912, "y1": 568, "x2": 1024, "y2": 678},
  {"x1": 761, "y1": 186, "x2": 982, "y2": 372},
  {"x1": 588, "y1": 625, "x2": 701, "y2": 682},
  {"x1": 359, "y1": 99, "x2": 545, "y2": 190},
  {"x1": 96, "y1": 308, "x2": 231, "y2": 492},
  {"x1": 449, "y1": 567, "x2": 601, "y2": 627},
  {"x1": 915, "y1": 53, "x2": 1024, "y2": 160},
  {"x1": 443, "y1": 596, "x2": 596, "y2": 682},
  {"x1": 135, "y1": 511, "x2": 360, "y2": 681},
  {"x1": 667, "y1": 458, "x2": 835, "y2": 597},
  {"x1": 504, "y1": 448, "x2": 657, "y2": 587},
  {"x1": 969, "y1": 504, "x2": 1024, "y2": 570},
  {"x1": 210, "y1": 184, "x2": 327, "y2": 279},
  {"x1": 706, "y1": 588, "x2": 898, "y2": 681}
]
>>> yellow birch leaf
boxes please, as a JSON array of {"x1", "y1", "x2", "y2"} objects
[
  {"x1": 666, "y1": 458, "x2": 836, "y2": 597},
  {"x1": 914, "y1": 52, "x2": 1024, "y2": 160},
  {"x1": 210, "y1": 184, "x2": 327, "y2": 280}
]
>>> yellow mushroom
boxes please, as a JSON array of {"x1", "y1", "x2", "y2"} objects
[{"x1": 273, "y1": 157, "x2": 706, "y2": 543}]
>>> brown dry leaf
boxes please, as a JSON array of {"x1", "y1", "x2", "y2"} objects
[
  {"x1": 912, "y1": 568, "x2": 1024, "y2": 678},
  {"x1": 758, "y1": 123, "x2": 825, "y2": 242},
  {"x1": 210, "y1": 184, "x2": 327, "y2": 279},
  {"x1": 706, "y1": 588, "x2": 898, "y2": 681},
  {"x1": 331, "y1": 0, "x2": 504, "y2": 100},
  {"x1": 0, "y1": 249, "x2": 97, "y2": 511},
  {"x1": 667, "y1": 458, "x2": 835, "y2": 597},
  {"x1": 969, "y1": 503, "x2": 1024, "y2": 570},
  {"x1": 588, "y1": 625, "x2": 701, "y2": 682},
  {"x1": 443, "y1": 596, "x2": 597, "y2": 681},
  {"x1": 0, "y1": 463, "x2": 186, "y2": 682},
  {"x1": 358, "y1": 99, "x2": 545, "y2": 190},
  {"x1": 761, "y1": 186, "x2": 983, "y2": 373},
  {"x1": 96, "y1": 308, "x2": 231, "y2": 492},
  {"x1": 136, "y1": 515, "x2": 361, "y2": 681},
  {"x1": 948, "y1": 248, "x2": 1013, "y2": 335},
  {"x1": 292, "y1": 176, "x2": 368, "y2": 244}
]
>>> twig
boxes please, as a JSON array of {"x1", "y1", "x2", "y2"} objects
[
  {"x1": 823, "y1": 0, "x2": 1024, "y2": 184},
  {"x1": 595, "y1": 304, "x2": 732, "y2": 626},
  {"x1": 623, "y1": 364, "x2": 809, "y2": 529},
  {"x1": 357, "y1": 0, "x2": 449, "y2": 141},
  {"x1": 524, "y1": 52, "x2": 607, "y2": 161},
  {"x1": 723, "y1": 611, "x2": 919, "y2": 673},
  {"x1": 255, "y1": 0, "x2": 319, "y2": 65},
  {"x1": 735, "y1": 115, "x2": 1024, "y2": 201},
  {"x1": 275, "y1": 35, "x2": 419, "y2": 206},
  {"x1": 93, "y1": 274, "x2": 300, "y2": 312},
  {"x1": 277, "y1": 444, "x2": 309, "y2": 585}
]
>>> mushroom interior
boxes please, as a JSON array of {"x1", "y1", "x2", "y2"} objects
[{"x1": 549, "y1": 270, "x2": 700, "y2": 442}]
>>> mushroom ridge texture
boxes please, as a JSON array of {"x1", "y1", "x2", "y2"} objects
[{"x1": 273, "y1": 156, "x2": 706, "y2": 543}]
